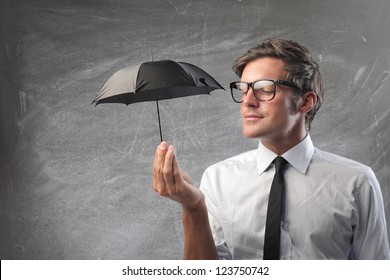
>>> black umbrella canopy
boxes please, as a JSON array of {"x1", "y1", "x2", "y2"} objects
[{"x1": 93, "y1": 60, "x2": 224, "y2": 141}]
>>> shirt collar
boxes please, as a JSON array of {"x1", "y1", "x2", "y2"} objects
[{"x1": 257, "y1": 134, "x2": 314, "y2": 175}]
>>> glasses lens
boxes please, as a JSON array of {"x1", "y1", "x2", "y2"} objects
[
  {"x1": 253, "y1": 80, "x2": 275, "y2": 101},
  {"x1": 231, "y1": 82, "x2": 247, "y2": 103}
]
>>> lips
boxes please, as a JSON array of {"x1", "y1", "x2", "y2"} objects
[{"x1": 243, "y1": 113, "x2": 264, "y2": 121}]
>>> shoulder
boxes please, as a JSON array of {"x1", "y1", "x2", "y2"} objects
[
  {"x1": 200, "y1": 148, "x2": 258, "y2": 188},
  {"x1": 312, "y1": 148, "x2": 378, "y2": 184},
  {"x1": 200, "y1": 148, "x2": 258, "y2": 199},
  {"x1": 204, "y1": 148, "x2": 257, "y2": 174}
]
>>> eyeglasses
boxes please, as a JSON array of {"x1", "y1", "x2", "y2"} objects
[{"x1": 229, "y1": 79, "x2": 301, "y2": 103}]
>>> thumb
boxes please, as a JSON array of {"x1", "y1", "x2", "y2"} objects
[
  {"x1": 180, "y1": 170, "x2": 194, "y2": 185},
  {"x1": 172, "y1": 153, "x2": 184, "y2": 186},
  {"x1": 172, "y1": 153, "x2": 194, "y2": 186}
]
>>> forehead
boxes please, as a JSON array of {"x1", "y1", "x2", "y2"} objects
[{"x1": 241, "y1": 57, "x2": 287, "y2": 82}]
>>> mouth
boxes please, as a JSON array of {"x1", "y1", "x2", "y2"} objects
[{"x1": 243, "y1": 113, "x2": 264, "y2": 121}]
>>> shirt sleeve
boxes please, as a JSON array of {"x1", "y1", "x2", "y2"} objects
[
  {"x1": 199, "y1": 167, "x2": 232, "y2": 260},
  {"x1": 351, "y1": 168, "x2": 390, "y2": 259}
]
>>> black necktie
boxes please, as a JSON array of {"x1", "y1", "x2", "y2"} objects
[{"x1": 263, "y1": 156, "x2": 288, "y2": 260}]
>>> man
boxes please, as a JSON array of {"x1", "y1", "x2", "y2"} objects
[{"x1": 152, "y1": 38, "x2": 390, "y2": 259}]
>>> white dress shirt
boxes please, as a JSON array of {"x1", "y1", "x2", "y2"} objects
[{"x1": 199, "y1": 135, "x2": 390, "y2": 259}]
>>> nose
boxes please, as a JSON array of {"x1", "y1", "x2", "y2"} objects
[{"x1": 242, "y1": 86, "x2": 259, "y2": 107}]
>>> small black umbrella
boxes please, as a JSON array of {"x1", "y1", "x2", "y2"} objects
[{"x1": 93, "y1": 60, "x2": 223, "y2": 141}]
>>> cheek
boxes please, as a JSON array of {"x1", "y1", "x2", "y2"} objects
[
  {"x1": 277, "y1": 94, "x2": 297, "y2": 116},
  {"x1": 240, "y1": 103, "x2": 248, "y2": 116},
  {"x1": 289, "y1": 95, "x2": 300, "y2": 114}
]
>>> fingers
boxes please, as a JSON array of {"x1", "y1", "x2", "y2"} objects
[
  {"x1": 153, "y1": 142, "x2": 180, "y2": 196},
  {"x1": 163, "y1": 145, "x2": 176, "y2": 192},
  {"x1": 153, "y1": 142, "x2": 168, "y2": 193},
  {"x1": 152, "y1": 143, "x2": 201, "y2": 209}
]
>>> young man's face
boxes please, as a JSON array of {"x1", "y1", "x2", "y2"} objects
[{"x1": 240, "y1": 57, "x2": 305, "y2": 144}]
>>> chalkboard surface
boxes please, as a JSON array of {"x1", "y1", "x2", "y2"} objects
[{"x1": 1, "y1": 0, "x2": 389, "y2": 259}]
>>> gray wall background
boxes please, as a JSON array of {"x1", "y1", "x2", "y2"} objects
[{"x1": 1, "y1": 0, "x2": 389, "y2": 259}]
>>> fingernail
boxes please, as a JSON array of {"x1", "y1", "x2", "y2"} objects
[
  {"x1": 168, "y1": 145, "x2": 174, "y2": 151},
  {"x1": 159, "y1": 142, "x2": 167, "y2": 150}
]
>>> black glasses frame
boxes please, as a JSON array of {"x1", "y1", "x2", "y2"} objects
[{"x1": 229, "y1": 79, "x2": 301, "y2": 103}]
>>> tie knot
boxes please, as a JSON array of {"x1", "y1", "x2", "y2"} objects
[{"x1": 273, "y1": 157, "x2": 288, "y2": 173}]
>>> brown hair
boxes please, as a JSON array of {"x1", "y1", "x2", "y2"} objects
[{"x1": 233, "y1": 38, "x2": 323, "y2": 130}]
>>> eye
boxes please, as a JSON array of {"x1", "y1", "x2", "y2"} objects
[
  {"x1": 237, "y1": 83, "x2": 248, "y2": 93},
  {"x1": 253, "y1": 80, "x2": 274, "y2": 93}
]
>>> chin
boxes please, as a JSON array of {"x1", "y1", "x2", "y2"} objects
[{"x1": 243, "y1": 129, "x2": 263, "y2": 139}]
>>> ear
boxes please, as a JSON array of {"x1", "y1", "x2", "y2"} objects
[{"x1": 299, "y1": 91, "x2": 317, "y2": 114}]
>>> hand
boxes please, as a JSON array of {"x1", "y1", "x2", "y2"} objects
[{"x1": 153, "y1": 142, "x2": 204, "y2": 209}]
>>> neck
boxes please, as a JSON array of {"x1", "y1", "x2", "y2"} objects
[{"x1": 260, "y1": 130, "x2": 308, "y2": 156}]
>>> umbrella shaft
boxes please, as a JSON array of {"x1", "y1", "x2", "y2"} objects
[{"x1": 156, "y1": 99, "x2": 163, "y2": 142}]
